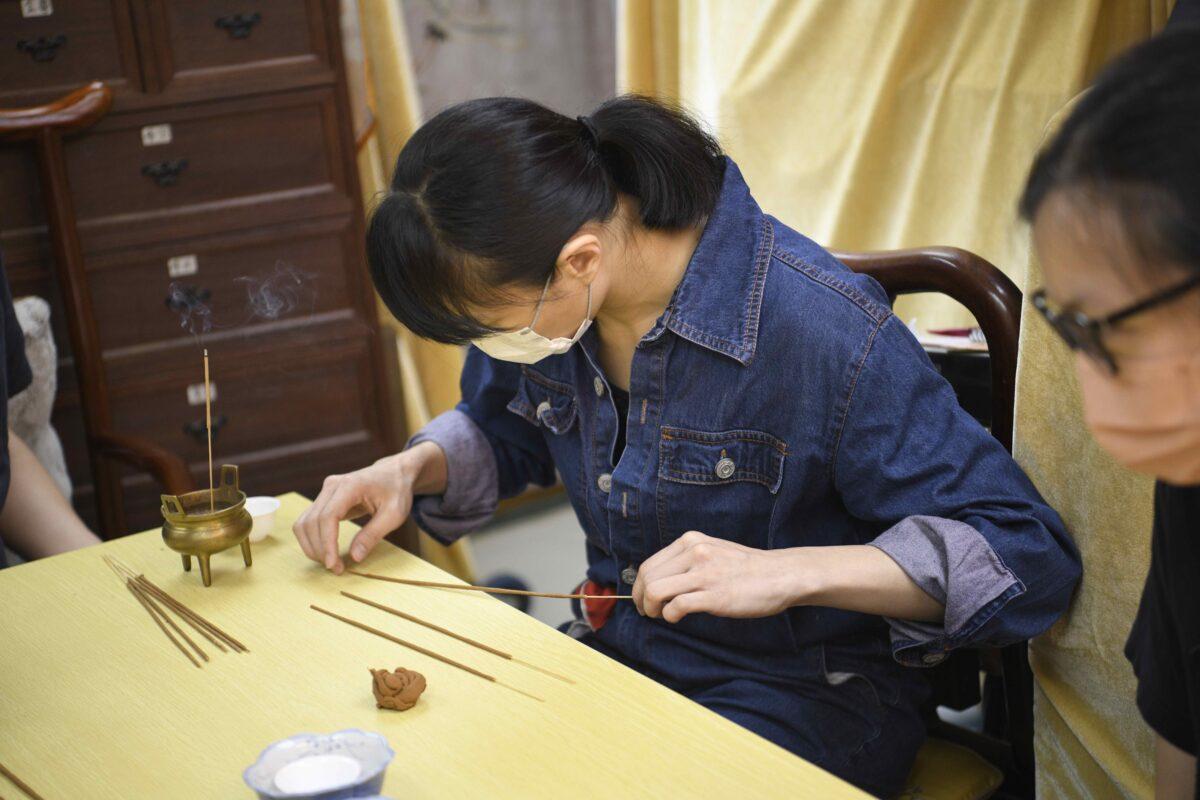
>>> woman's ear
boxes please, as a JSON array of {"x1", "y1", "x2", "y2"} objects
[{"x1": 557, "y1": 233, "x2": 602, "y2": 286}]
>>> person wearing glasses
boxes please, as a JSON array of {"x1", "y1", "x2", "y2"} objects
[{"x1": 1021, "y1": 27, "x2": 1200, "y2": 799}]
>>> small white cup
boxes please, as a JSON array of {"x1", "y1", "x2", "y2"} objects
[{"x1": 245, "y1": 496, "x2": 281, "y2": 542}]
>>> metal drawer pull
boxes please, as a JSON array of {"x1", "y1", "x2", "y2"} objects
[
  {"x1": 16, "y1": 34, "x2": 66, "y2": 62},
  {"x1": 141, "y1": 159, "x2": 188, "y2": 187},
  {"x1": 185, "y1": 413, "x2": 228, "y2": 442},
  {"x1": 215, "y1": 12, "x2": 261, "y2": 39}
]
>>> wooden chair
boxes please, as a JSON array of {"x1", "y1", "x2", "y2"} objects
[
  {"x1": 0, "y1": 83, "x2": 194, "y2": 536},
  {"x1": 832, "y1": 247, "x2": 1031, "y2": 800}
]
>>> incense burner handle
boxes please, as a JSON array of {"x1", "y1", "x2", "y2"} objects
[
  {"x1": 161, "y1": 495, "x2": 184, "y2": 517},
  {"x1": 220, "y1": 464, "x2": 240, "y2": 491}
]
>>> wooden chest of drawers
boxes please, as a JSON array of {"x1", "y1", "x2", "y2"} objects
[{"x1": 0, "y1": 0, "x2": 399, "y2": 533}]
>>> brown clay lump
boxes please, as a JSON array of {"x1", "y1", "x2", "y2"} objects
[{"x1": 370, "y1": 667, "x2": 426, "y2": 711}]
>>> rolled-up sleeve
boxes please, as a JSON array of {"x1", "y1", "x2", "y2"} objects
[
  {"x1": 869, "y1": 516, "x2": 1024, "y2": 666},
  {"x1": 405, "y1": 347, "x2": 557, "y2": 545},
  {"x1": 406, "y1": 410, "x2": 499, "y2": 545},
  {"x1": 834, "y1": 314, "x2": 1081, "y2": 666}
]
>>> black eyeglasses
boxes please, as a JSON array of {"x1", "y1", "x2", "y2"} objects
[{"x1": 1032, "y1": 272, "x2": 1200, "y2": 374}]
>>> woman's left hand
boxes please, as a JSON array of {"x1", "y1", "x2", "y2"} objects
[{"x1": 631, "y1": 530, "x2": 803, "y2": 623}]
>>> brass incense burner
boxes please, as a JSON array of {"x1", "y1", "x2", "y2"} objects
[{"x1": 161, "y1": 464, "x2": 253, "y2": 587}]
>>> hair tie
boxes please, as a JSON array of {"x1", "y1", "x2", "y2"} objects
[{"x1": 576, "y1": 115, "x2": 600, "y2": 147}]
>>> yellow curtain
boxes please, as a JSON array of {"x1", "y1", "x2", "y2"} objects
[
  {"x1": 619, "y1": 1, "x2": 1173, "y2": 796},
  {"x1": 617, "y1": 0, "x2": 1169, "y2": 329},
  {"x1": 341, "y1": 0, "x2": 473, "y2": 581}
]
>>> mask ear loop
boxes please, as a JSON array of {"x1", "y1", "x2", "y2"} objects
[
  {"x1": 528, "y1": 272, "x2": 555, "y2": 331},
  {"x1": 529, "y1": 273, "x2": 593, "y2": 333}
]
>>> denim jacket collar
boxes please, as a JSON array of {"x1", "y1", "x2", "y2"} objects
[{"x1": 647, "y1": 158, "x2": 773, "y2": 366}]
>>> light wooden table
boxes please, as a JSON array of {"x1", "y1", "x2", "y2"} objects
[{"x1": 0, "y1": 493, "x2": 867, "y2": 799}]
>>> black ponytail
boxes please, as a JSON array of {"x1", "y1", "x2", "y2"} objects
[
  {"x1": 367, "y1": 94, "x2": 725, "y2": 344},
  {"x1": 1020, "y1": 26, "x2": 1200, "y2": 277}
]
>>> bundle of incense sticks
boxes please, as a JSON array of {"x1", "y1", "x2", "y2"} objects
[{"x1": 103, "y1": 556, "x2": 247, "y2": 667}]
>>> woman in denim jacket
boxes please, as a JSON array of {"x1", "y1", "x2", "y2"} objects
[{"x1": 294, "y1": 96, "x2": 1080, "y2": 796}]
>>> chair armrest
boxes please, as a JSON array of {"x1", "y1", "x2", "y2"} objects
[
  {"x1": 90, "y1": 432, "x2": 194, "y2": 496},
  {"x1": 0, "y1": 81, "x2": 112, "y2": 141}
]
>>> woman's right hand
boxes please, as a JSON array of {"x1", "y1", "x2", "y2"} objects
[{"x1": 292, "y1": 441, "x2": 445, "y2": 574}]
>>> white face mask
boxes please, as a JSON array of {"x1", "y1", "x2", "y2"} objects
[{"x1": 472, "y1": 275, "x2": 593, "y2": 364}]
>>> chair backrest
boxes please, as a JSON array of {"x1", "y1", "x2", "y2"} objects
[
  {"x1": 832, "y1": 246, "x2": 1035, "y2": 799},
  {"x1": 832, "y1": 246, "x2": 1022, "y2": 451}
]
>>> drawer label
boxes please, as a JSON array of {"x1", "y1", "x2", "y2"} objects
[
  {"x1": 187, "y1": 383, "x2": 217, "y2": 406},
  {"x1": 167, "y1": 254, "x2": 198, "y2": 277},
  {"x1": 20, "y1": 0, "x2": 53, "y2": 17},
  {"x1": 141, "y1": 124, "x2": 173, "y2": 147}
]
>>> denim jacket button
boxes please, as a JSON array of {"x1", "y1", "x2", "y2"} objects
[
  {"x1": 593, "y1": 376, "x2": 605, "y2": 396},
  {"x1": 922, "y1": 652, "x2": 946, "y2": 666},
  {"x1": 715, "y1": 457, "x2": 736, "y2": 479},
  {"x1": 597, "y1": 473, "x2": 613, "y2": 493},
  {"x1": 621, "y1": 565, "x2": 638, "y2": 585}
]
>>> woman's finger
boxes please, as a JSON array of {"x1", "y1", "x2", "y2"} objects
[
  {"x1": 642, "y1": 571, "x2": 708, "y2": 618},
  {"x1": 348, "y1": 502, "x2": 404, "y2": 563},
  {"x1": 662, "y1": 591, "x2": 717, "y2": 624},
  {"x1": 633, "y1": 547, "x2": 698, "y2": 613},
  {"x1": 294, "y1": 475, "x2": 340, "y2": 561},
  {"x1": 317, "y1": 483, "x2": 364, "y2": 573},
  {"x1": 633, "y1": 531, "x2": 708, "y2": 610}
]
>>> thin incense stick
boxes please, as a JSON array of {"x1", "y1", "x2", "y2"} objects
[
  {"x1": 127, "y1": 582, "x2": 201, "y2": 668},
  {"x1": 0, "y1": 761, "x2": 46, "y2": 800},
  {"x1": 347, "y1": 570, "x2": 634, "y2": 600},
  {"x1": 134, "y1": 581, "x2": 209, "y2": 663},
  {"x1": 203, "y1": 348, "x2": 214, "y2": 512},
  {"x1": 309, "y1": 605, "x2": 543, "y2": 702},
  {"x1": 341, "y1": 591, "x2": 574, "y2": 684}
]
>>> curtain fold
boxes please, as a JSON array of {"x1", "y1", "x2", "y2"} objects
[
  {"x1": 619, "y1": 1, "x2": 1173, "y2": 796},
  {"x1": 341, "y1": 0, "x2": 473, "y2": 581}
]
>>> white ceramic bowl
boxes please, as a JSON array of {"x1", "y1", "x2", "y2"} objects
[
  {"x1": 243, "y1": 729, "x2": 394, "y2": 799},
  {"x1": 245, "y1": 496, "x2": 282, "y2": 542}
]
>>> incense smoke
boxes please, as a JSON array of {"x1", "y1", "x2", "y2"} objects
[
  {"x1": 235, "y1": 261, "x2": 318, "y2": 322},
  {"x1": 166, "y1": 261, "x2": 318, "y2": 345},
  {"x1": 167, "y1": 282, "x2": 214, "y2": 339}
]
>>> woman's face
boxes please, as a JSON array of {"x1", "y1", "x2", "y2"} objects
[
  {"x1": 1032, "y1": 191, "x2": 1200, "y2": 483},
  {"x1": 469, "y1": 228, "x2": 610, "y2": 349}
]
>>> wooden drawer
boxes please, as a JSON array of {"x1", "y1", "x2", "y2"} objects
[
  {"x1": 108, "y1": 335, "x2": 376, "y2": 469},
  {"x1": 86, "y1": 216, "x2": 358, "y2": 353},
  {"x1": 0, "y1": 88, "x2": 353, "y2": 257},
  {"x1": 140, "y1": 0, "x2": 332, "y2": 98},
  {"x1": 0, "y1": 0, "x2": 141, "y2": 105}
]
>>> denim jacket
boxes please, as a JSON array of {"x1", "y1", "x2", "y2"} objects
[{"x1": 408, "y1": 159, "x2": 1081, "y2": 668}]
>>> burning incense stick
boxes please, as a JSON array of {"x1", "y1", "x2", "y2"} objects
[
  {"x1": 340, "y1": 591, "x2": 574, "y2": 684},
  {"x1": 0, "y1": 760, "x2": 47, "y2": 800},
  {"x1": 310, "y1": 604, "x2": 543, "y2": 702},
  {"x1": 203, "y1": 349, "x2": 214, "y2": 512},
  {"x1": 346, "y1": 570, "x2": 634, "y2": 600}
]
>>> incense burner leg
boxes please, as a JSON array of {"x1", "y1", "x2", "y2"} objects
[
  {"x1": 240, "y1": 538, "x2": 253, "y2": 567},
  {"x1": 182, "y1": 554, "x2": 192, "y2": 572},
  {"x1": 198, "y1": 554, "x2": 213, "y2": 587}
]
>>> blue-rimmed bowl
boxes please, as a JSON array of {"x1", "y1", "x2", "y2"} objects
[{"x1": 243, "y1": 730, "x2": 395, "y2": 799}]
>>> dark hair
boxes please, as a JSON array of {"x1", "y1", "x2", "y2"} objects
[
  {"x1": 366, "y1": 95, "x2": 725, "y2": 344},
  {"x1": 1020, "y1": 26, "x2": 1200, "y2": 277}
]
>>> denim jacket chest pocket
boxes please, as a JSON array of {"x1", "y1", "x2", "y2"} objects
[
  {"x1": 507, "y1": 369, "x2": 578, "y2": 435},
  {"x1": 656, "y1": 426, "x2": 787, "y2": 551}
]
